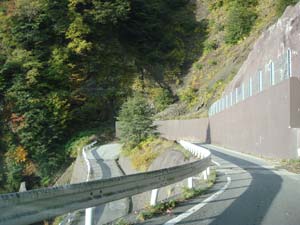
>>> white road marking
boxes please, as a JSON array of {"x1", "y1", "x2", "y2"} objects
[
  {"x1": 163, "y1": 176, "x2": 231, "y2": 225},
  {"x1": 212, "y1": 160, "x2": 221, "y2": 167}
]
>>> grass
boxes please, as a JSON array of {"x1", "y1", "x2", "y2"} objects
[
  {"x1": 65, "y1": 125, "x2": 114, "y2": 158},
  {"x1": 137, "y1": 200, "x2": 177, "y2": 222},
  {"x1": 136, "y1": 169, "x2": 217, "y2": 222},
  {"x1": 280, "y1": 159, "x2": 300, "y2": 174},
  {"x1": 158, "y1": 0, "x2": 282, "y2": 120},
  {"x1": 113, "y1": 219, "x2": 133, "y2": 225},
  {"x1": 122, "y1": 137, "x2": 192, "y2": 172},
  {"x1": 52, "y1": 215, "x2": 64, "y2": 225}
]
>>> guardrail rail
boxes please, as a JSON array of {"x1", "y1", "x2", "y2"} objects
[{"x1": 0, "y1": 141, "x2": 211, "y2": 225}]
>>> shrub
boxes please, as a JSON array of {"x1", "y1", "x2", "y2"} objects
[
  {"x1": 178, "y1": 87, "x2": 198, "y2": 107},
  {"x1": 152, "y1": 88, "x2": 173, "y2": 112},
  {"x1": 204, "y1": 40, "x2": 218, "y2": 53},
  {"x1": 117, "y1": 94, "x2": 156, "y2": 149},
  {"x1": 225, "y1": 1, "x2": 257, "y2": 44},
  {"x1": 276, "y1": 0, "x2": 299, "y2": 15}
]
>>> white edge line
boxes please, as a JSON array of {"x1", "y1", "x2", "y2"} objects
[
  {"x1": 163, "y1": 159, "x2": 230, "y2": 225},
  {"x1": 212, "y1": 160, "x2": 221, "y2": 167},
  {"x1": 163, "y1": 176, "x2": 231, "y2": 225}
]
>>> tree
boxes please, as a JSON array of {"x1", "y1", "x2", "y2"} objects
[
  {"x1": 225, "y1": 0, "x2": 257, "y2": 44},
  {"x1": 117, "y1": 94, "x2": 156, "y2": 149}
]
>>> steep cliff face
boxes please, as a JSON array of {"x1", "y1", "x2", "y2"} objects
[{"x1": 224, "y1": 3, "x2": 300, "y2": 95}]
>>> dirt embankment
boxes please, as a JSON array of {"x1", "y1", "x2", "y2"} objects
[{"x1": 118, "y1": 149, "x2": 196, "y2": 211}]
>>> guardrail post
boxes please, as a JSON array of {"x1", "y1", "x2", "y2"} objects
[
  {"x1": 150, "y1": 189, "x2": 159, "y2": 206},
  {"x1": 202, "y1": 169, "x2": 208, "y2": 180},
  {"x1": 85, "y1": 208, "x2": 93, "y2": 225},
  {"x1": 19, "y1": 182, "x2": 27, "y2": 192},
  {"x1": 206, "y1": 166, "x2": 210, "y2": 176},
  {"x1": 188, "y1": 177, "x2": 193, "y2": 189}
]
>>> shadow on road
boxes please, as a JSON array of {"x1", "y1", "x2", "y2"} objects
[
  {"x1": 189, "y1": 146, "x2": 283, "y2": 225},
  {"x1": 91, "y1": 149, "x2": 112, "y2": 225}
]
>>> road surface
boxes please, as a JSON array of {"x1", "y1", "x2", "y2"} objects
[
  {"x1": 87, "y1": 143, "x2": 129, "y2": 225},
  {"x1": 138, "y1": 144, "x2": 300, "y2": 225}
]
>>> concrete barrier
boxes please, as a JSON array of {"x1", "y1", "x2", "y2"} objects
[{"x1": 0, "y1": 141, "x2": 211, "y2": 225}]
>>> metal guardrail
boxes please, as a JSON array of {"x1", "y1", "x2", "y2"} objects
[
  {"x1": 209, "y1": 48, "x2": 292, "y2": 116},
  {"x1": 0, "y1": 141, "x2": 211, "y2": 225}
]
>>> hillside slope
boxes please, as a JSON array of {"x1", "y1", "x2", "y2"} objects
[{"x1": 156, "y1": 0, "x2": 298, "y2": 120}]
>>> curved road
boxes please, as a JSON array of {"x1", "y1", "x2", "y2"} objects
[
  {"x1": 87, "y1": 143, "x2": 129, "y2": 225},
  {"x1": 139, "y1": 144, "x2": 300, "y2": 225}
]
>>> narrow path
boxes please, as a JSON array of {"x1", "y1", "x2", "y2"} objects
[
  {"x1": 90, "y1": 150, "x2": 111, "y2": 225},
  {"x1": 138, "y1": 144, "x2": 300, "y2": 225},
  {"x1": 87, "y1": 143, "x2": 129, "y2": 225}
]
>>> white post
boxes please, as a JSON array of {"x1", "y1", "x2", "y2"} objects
[
  {"x1": 188, "y1": 177, "x2": 193, "y2": 189},
  {"x1": 150, "y1": 189, "x2": 159, "y2": 206},
  {"x1": 83, "y1": 142, "x2": 96, "y2": 225},
  {"x1": 85, "y1": 208, "x2": 93, "y2": 225},
  {"x1": 259, "y1": 71, "x2": 263, "y2": 92},
  {"x1": 202, "y1": 170, "x2": 208, "y2": 180},
  {"x1": 206, "y1": 167, "x2": 210, "y2": 176}
]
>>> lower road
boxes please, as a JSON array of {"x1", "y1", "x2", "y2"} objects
[
  {"x1": 87, "y1": 143, "x2": 129, "y2": 225},
  {"x1": 139, "y1": 144, "x2": 300, "y2": 225}
]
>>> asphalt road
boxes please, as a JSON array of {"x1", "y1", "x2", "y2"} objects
[
  {"x1": 87, "y1": 143, "x2": 129, "y2": 225},
  {"x1": 138, "y1": 144, "x2": 300, "y2": 225}
]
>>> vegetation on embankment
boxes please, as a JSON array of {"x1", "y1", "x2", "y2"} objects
[
  {"x1": 0, "y1": 0, "x2": 298, "y2": 193},
  {"x1": 156, "y1": 0, "x2": 300, "y2": 120},
  {"x1": 117, "y1": 94, "x2": 191, "y2": 171},
  {"x1": 280, "y1": 159, "x2": 300, "y2": 174},
  {"x1": 111, "y1": 169, "x2": 217, "y2": 225},
  {"x1": 122, "y1": 137, "x2": 191, "y2": 172},
  {"x1": 0, "y1": 0, "x2": 202, "y2": 193}
]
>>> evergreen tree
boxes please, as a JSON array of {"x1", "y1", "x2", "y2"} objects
[{"x1": 117, "y1": 94, "x2": 156, "y2": 149}]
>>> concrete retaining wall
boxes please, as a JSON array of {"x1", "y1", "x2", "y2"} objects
[
  {"x1": 210, "y1": 78, "x2": 298, "y2": 159},
  {"x1": 155, "y1": 78, "x2": 300, "y2": 159},
  {"x1": 154, "y1": 119, "x2": 209, "y2": 142}
]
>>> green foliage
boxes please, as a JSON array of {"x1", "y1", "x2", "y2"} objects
[
  {"x1": 204, "y1": 40, "x2": 218, "y2": 53},
  {"x1": 182, "y1": 187, "x2": 205, "y2": 199},
  {"x1": 276, "y1": 0, "x2": 299, "y2": 15},
  {"x1": 152, "y1": 88, "x2": 174, "y2": 112},
  {"x1": 280, "y1": 159, "x2": 300, "y2": 174},
  {"x1": 182, "y1": 169, "x2": 216, "y2": 199},
  {"x1": 178, "y1": 87, "x2": 198, "y2": 107},
  {"x1": 225, "y1": 1, "x2": 257, "y2": 44},
  {"x1": 137, "y1": 169, "x2": 217, "y2": 222},
  {"x1": 65, "y1": 126, "x2": 114, "y2": 158},
  {"x1": 137, "y1": 200, "x2": 177, "y2": 221},
  {"x1": 113, "y1": 219, "x2": 132, "y2": 225},
  {"x1": 117, "y1": 94, "x2": 156, "y2": 149},
  {"x1": 122, "y1": 137, "x2": 188, "y2": 171},
  {"x1": 0, "y1": 0, "x2": 203, "y2": 191}
]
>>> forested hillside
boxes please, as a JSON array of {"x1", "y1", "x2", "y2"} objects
[
  {"x1": 0, "y1": 0, "x2": 202, "y2": 192},
  {"x1": 0, "y1": 0, "x2": 298, "y2": 193}
]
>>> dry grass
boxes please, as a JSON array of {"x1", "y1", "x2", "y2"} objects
[
  {"x1": 158, "y1": 0, "x2": 281, "y2": 120},
  {"x1": 137, "y1": 169, "x2": 217, "y2": 222},
  {"x1": 280, "y1": 159, "x2": 300, "y2": 174},
  {"x1": 122, "y1": 137, "x2": 191, "y2": 172}
]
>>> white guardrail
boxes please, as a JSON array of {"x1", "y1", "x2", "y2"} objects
[
  {"x1": 59, "y1": 141, "x2": 98, "y2": 225},
  {"x1": 0, "y1": 141, "x2": 211, "y2": 225}
]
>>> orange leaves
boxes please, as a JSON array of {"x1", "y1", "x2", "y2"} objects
[
  {"x1": 10, "y1": 113, "x2": 25, "y2": 123},
  {"x1": 14, "y1": 146, "x2": 28, "y2": 163},
  {"x1": 10, "y1": 113, "x2": 25, "y2": 133}
]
